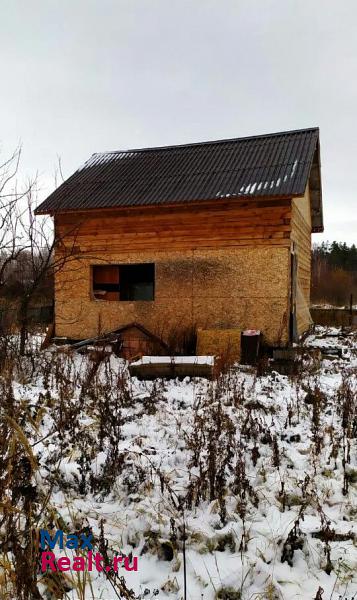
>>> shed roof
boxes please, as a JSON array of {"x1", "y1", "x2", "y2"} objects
[{"x1": 35, "y1": 127, "x2": 323, "y2": 231}]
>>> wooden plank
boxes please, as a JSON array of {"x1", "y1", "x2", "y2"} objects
[
  {"x1": 56, "y1": 210, "x2": 290, "y2": 230},
  {"x1": 75, "y1": 219, "x2": 291, "y2": 236},
  {"x1": 61, "y1": 239, "x2": 292, "y2": 253},
  {"x1": 55, "y1": 197, "x2": 292, "y2": 222},
  {"x1": 58, "y1": 219, "x2": 289, "y2": 236},
  {"x1": 70, "y1": 227, "x2": 292, "y2": 243}
]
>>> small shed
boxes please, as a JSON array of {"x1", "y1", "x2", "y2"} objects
[{"x1": 115, "y1": 322, "x2": 169, "y2": 360}]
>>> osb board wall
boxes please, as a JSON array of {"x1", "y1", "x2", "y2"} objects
[
  {"x1": 291, "y1": 185, "x2": 312, "y2": 335},
  {"x1": 55, "y1": 245, "x2": 290, "y2": 345},
  {"x1": 197, "y1": 328, "x2": 241, "y2": 359}
]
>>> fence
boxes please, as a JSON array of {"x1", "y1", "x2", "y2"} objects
[
  {"x1": 0, "y1": 305, "x2": 53, "y2": 328},
  {"x1": 310, "y1": 307, "x2": 357, "y2": 327}
]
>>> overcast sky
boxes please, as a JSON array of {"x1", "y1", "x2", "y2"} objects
[{"x1": 1, "y1": 0, "x2": 356, "y2": 244}]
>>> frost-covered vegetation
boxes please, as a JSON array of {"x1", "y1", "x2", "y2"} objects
[{"x1": 0, "y1": 327, "x2": 356, "y2": 600}]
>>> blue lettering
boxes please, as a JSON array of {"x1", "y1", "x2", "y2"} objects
[
  {"x1": 80, "y1": 533, "x2": 93, "y2": 550},
  {"x1": 66, "y1": 534, "x2": 79, "y2": 550},
  {"x1": 40, "y1": 530, "x2": 63, "y2": 550}
]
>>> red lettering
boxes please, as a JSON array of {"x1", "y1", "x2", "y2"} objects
[
  {"x1": 57, "y1": 557, "x2": 70, "y2": 571},
  {"x1": 124, "y1": 556, "x2": 138, "y2": 572},
  {"x1": 41, "y1": 551, "x2": 57, "y2": 572},
  {"x1": 73, "y1": 556, "x2": 86, "y2": 571},
  {"x1": 113, "y1": 555, "x2": 123, "y2": 572},
  {"x1": 95, "y1": 553, "x2": 104, "y2": 572}
]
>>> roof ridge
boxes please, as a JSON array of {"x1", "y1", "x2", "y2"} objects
[
  {"x1": 35, "y1": 127, "x2": 322, "y2": 229},
  {"x1": 92, "y1": 127, "x2": 319, "y2": 157}
]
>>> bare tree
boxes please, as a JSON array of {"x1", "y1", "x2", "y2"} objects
[
  {"x1": 16, "y1": 189, "x2": 84, "y2": 354},
  {"x1": 16, "y1": 149, "x2": 113, "y2": 353},
  {"x1": 0, "y1": 147, "x2": 37, "y2": 337},
  {"x1": 0, "y1": 147, "x2": 84, "y2": 352},
  {"x1": 0, "y1": 147, "x2": 30, "y2": 288}
]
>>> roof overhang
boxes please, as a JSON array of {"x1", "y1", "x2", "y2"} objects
[{"x1": 37, "y1": 194, "x2": 295, "y2": 217}]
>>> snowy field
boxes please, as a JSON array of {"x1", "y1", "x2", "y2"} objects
[{"x1": 1, "y1": 326, "x2": 356, "y2": 600}]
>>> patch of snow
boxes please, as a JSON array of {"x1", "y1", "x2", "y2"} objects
[
  {"x1": 4, "y1": 327, "x2": 357, "y2": 599},
  {"x1": 291, "y1": 158, "x2": 298, "y2": 177}
]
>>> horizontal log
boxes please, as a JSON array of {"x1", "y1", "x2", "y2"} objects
[
  {"x1": 55, "y1": 198, "x2": 292, "y2": 223},
  {"x1": 60, "y1": 237, "x2": 291, "y2": 253},
  {"x1": 58, "y1": 212, "x2": 291, "y2": 232},
  {"x1": 67, "y1": 217, "x2": 291, "y2": 235},
  {"x1": 62, "y1": 225, "x2": 292, "y2": 241}
]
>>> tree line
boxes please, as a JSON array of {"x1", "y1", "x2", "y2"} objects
[{"x1": 311, "y1": 241, "x2": 357, "y2": 306}]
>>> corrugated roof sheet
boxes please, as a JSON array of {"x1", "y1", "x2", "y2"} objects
[{"x1": 35, "y1": 128, "x2": 321, "y2": 215}]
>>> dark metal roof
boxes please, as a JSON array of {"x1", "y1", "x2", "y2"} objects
[{"x1": 35, "y1": 127, "x2": 323, "y2": 230}]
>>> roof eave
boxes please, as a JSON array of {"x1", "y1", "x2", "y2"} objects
[{"x1": 34, "y1": 192, "x2": 302, "y2": 217}]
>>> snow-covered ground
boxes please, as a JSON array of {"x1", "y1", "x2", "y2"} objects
[{"x1": 2, "y1": 326, "x2": 357, "y2": 599}]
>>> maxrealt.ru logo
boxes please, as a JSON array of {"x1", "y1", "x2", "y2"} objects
[{"x1": 40, "y1": 530, "x2": 138, "y2": 573}]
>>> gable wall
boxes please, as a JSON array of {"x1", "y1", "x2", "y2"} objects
[{"x1": 54, "y1": 200, "x2": 292, "y2": 345}]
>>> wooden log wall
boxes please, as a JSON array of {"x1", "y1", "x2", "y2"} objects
[{"x1": 56, "y1": 199, "x2": 292, "y2": 253}]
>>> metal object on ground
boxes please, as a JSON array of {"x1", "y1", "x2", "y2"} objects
[
  {"x1": 129, "y1": 356, "x2": 214, "y2": 380},
  {"x1": 240, "y1": 330, "x2": 262, "y2": 365},
  {"x1": 273, "y1": 348, "x2": 299, "y2": 361}
]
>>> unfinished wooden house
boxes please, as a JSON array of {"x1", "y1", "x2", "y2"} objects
[{"x1": 35, "y1": 128, "x2": 323, "y2": 353}]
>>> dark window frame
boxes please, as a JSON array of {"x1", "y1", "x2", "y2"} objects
[{"x1": 91, "y1": 263, "x2": 155, "y2": 302}]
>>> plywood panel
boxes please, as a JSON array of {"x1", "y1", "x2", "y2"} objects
[{"x1": 54, "y1": 247, "x2": 290, "y2": 345}]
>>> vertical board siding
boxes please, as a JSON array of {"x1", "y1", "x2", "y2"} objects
[{"x1": 291, "y1": 186, "x2": 312, "y2": 335}]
